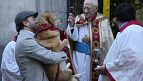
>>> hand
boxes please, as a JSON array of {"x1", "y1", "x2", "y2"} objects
[
  {"x1": 68, "y1": 13, "x2": 75, "y2": 27},
  {"x1": 95, "y1": 65, "x2": 105, "y2": 70},
  {"x1": 73, "y1": 73, "x2": 83, "y2": 78},
  {"x1": 66, "y1": 63, "x2": 70, "y2": 68},
  {"x1": 82, "y1": 35, "x2": 90, "y2": 44},
  {"x1": 94, "y1": 64, "x2": 107, "y2": 75}
]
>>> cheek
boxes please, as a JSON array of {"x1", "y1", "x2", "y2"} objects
[
  {"x1": 90, "y1": 10, "x2": 95, "y2": 14},
  {"x1": 32, "y1": 21, "x2": 36, "y2": 26}
]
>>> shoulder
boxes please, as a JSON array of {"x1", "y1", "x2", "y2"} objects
[
  {"x1": 125, "y1": 24, "x2": 143, "y2": 32},
  {"x1": 16, "y1": 30, "x2": 35, "y2": 48},
  {"x1": 97, "y1": 13, "x2": 104, "y2": 18},
  {"x1": 96, "y1": 13, "x2": 109, "y2": 22},
  {"x1": 19, "y1": 30, "x2": 34, "y2": 38},
  {"x1": 17, "y1": 30, "x2": 34, "y2": 42},
  {"x1": 7, "y1": 41, "x2": 16, "y2": 45},
  {"x1": 120, "y1": 25, "x2": 143, "y2": 39},
  {"x1": 5, "y1": 41, "x2": 16, "y2": 49},
  {"x1": 2, "y1": 41, "x2": 15, "y2": 59}
]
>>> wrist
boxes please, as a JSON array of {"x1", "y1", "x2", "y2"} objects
[{"x1": 100, "y1": 65, "x2": 107, "y2": 75}]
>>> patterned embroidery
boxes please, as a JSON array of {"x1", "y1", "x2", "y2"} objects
[
  {"x1": 92, "y1": 21, "x2": 100, "y2": 49},
  {"x1": 92, "y1": 19, "x2": 100, "y2": 81},
  {"x1": 93, "y1": 40, "x2": 99, "y2": 48},
  {"x1": 92, "y1": 27, "x2": 99, "y2": 33}
]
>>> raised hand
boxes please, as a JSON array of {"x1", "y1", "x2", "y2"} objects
[
  {"x1": 68, "y1": 13, "x2": 75, "y2": 27},
  {"x1": 82, "y1": 35, "x2": 90, "y2": 44}
]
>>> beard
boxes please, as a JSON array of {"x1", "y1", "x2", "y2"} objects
[{"x1": 29, "y1": 23, "x2": 37, "y2": 33}]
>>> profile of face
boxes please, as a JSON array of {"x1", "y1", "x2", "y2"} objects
[
  {"x1": 23, "y1": 16, "x2": 37, "y2": 32},
  {"x1": 83, "y1": 3, "x2": 98, "y2": 20}
]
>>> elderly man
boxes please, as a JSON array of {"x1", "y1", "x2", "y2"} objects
[
  {"x1": 67, "y1": 0, "x2": 114, "y2": 81},
  {"x1": 15, "y1": 11, "x2": 67, "y2": 81},
  {"x1": 98, "y1": 3, "x2": 143, "y2": 81}
]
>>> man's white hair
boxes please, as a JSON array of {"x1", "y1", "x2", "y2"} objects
[{"x1": 84, "y1": 0, "x2": 98, "y2": 7}]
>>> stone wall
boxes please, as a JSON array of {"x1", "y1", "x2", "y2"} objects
[{"x1": 0, "y1": 0, "x2": 67, "y2": 80}]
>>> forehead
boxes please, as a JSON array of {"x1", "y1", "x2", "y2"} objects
[
  {"x1": 84, "y1": 3, "x2": 95, "y2": 8},
  {"x1": 27, "y1": 16, "x2": 35, "y2": 19}
]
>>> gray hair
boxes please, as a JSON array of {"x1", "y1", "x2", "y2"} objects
[{"x1": 84, "y1": 0, "x2": 98, "y2": 7}]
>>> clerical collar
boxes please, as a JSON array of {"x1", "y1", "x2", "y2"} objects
[{"x1": 119, "y1": 20, "x2": 143, "y2": 32}]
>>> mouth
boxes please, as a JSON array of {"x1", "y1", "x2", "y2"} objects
[
  {"x1": 84, "y1": 13, "x2": 90, "y2": 17},
  {"x1": 84, "y1": 12, "x2": 90, "y2": 15}
]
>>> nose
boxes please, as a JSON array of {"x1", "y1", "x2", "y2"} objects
[{"x1": 84, "y1": 8, "x2": 88, "y2": 13}]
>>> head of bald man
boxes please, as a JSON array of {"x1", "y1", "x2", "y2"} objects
[{"x1": 83, "y1": 0, "x2": 98, "y2": 20}]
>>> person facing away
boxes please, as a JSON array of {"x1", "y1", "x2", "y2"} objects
[
  {"x1": 97, "y1": 3, "x2": 143, "y2": 81},
  {"x1": 1, "y1": 36, "x2": 22, "y2": 81},
  {"x1": 67, "y1": 0, "x2": 114, "y2": 81},
  {"x1": 14, "y1": 11, "x2": 68, "y2": 81}
]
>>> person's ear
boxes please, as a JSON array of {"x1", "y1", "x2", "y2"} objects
[{"x1": 22, "y1": 20, "x2": 29, "y2": 27}]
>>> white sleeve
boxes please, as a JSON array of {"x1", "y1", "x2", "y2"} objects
[
  {"x1": 67, "y1": 24, "x2": 78, "y2": 41},
  {"x1": 66, "y1": 24, "x2": 72, "y2": 38}
]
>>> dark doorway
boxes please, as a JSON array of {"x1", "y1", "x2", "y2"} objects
[{"x1": 67, "y1": 0, "x2": 103, "y2": 16}]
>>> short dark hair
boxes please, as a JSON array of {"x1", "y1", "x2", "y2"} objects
[
  {"x1": 16, "y1": 19, "x2": 28, "y2": 33},
  {"x1": 114, "y1": 3, "x2": 135, "y2": 22}
]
